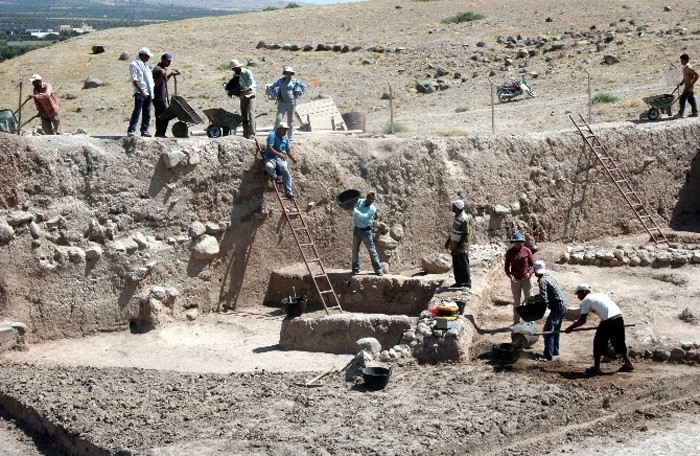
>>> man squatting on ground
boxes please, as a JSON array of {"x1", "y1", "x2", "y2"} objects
[
  {"x1": 504, "y1": 231, "x2": 535, "y2": 324},
  {"x1": 127, "y1": 47, "x2": 155, "y2": 137},
  {"x1": 676, "y1": 53, "x2": 699, "y2": 118},
  {"x1": 229, "y1": 59, "x2": 257, "y2": 139},
  {"x1": 152, "y1": 53, "x2": 179, "y2": 138},
  {"x1": 445, "y1": 200, "x2": 471, "y2": 288},
  {"x1": 533, "y1": 260, "x2": 567, "y2": 361},
  {"x1": 264, "y1": 122, "x2": 297, "y2": 199},
  {"x1": 266, "y1": 66, "x2": 307, "y2": 141},
  {"x1": 352, "y1": 192, "x2": 383, "y2": 276},
  {"x1": 27, "y1": 74, "x2": 61, "y2": 135},
  {"x1": 565, "y1": 284, "x2": 634, "y2": 375}
]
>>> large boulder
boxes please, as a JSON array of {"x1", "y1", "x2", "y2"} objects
[{"x1": 421, "y1": 253, "x2": 452, "y2": 274}]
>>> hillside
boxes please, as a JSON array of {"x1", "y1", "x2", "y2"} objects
[{"x1": 0, "y1": 0, "x2": 698, "y2": 136}]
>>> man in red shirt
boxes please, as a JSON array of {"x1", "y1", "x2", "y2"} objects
[
  {"x1": 504, "y1": 231, "x2": 535, "y2": 324},
  {"x1": 27, "y1": 74, "x2": 61, "y2": 135}
]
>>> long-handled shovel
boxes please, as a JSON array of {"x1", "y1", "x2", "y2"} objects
[{"x1": 533, "y1": 323, "x2": 635, "y2": 336}]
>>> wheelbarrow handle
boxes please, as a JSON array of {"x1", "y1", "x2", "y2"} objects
[{"x1": 534, "y1": 323, "x2": 635, "y2": 336}]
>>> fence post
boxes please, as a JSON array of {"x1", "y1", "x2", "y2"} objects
[
  {"x1": 17, "y1": 79, "x2": 22, "y2": 135},
  {"x1": 584, "y1": 68, "x2": 591, "y2": 123},
  {"x1": 487, "y1": 76, "x2": 496, "y2": 134},
  {"x1": 388, "y1": 82, "x2": 394, "y2": 134}
]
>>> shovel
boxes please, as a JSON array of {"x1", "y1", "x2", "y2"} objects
[
  {"x1": 533, "y1": 323, "x2": 636, "y2": 336},
  {"x1": 295, "y1": 365, "x2": 337, "y2": 388}
]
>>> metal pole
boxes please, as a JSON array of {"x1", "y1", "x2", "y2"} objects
[
  {"x1": 584, "y1": 68, "x2": 591, "y2": 123},
  {"x1": 18, "y1": 79, "x2": 23, "y2": 135},
  {"x1": 388, "y1": 82, "x2": 394, "y2": 134},
  {"x1": 487, "y1": 76, "x2": 495, "y2": 134}
]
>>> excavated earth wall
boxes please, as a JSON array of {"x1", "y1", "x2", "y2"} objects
[{"x1": 0, "y1": 121, "x2": 697, "y2": 341}]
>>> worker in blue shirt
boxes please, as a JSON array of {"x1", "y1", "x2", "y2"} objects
[
  {"x1": 352, "y1": 191, "x2": 383, "y2": 276},
  {"x1": 264, "y1": 122, "x2": 297, "y2": 198}
]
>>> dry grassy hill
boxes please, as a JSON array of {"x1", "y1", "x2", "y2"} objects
[{"x1": 0, "y1": 0, "x2": 698, "y2": 135}]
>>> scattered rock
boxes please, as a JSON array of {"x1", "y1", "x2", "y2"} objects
[
  {"x1": 85, "y1": 245, "x2": 103, "y2": 261},
  {"x1": 6, "y1": 211, "x2": 33, "y2": 226},
  {"x1": 118, "y1": 51, "x2": 130, "y2": 61},
  {"x1": 91, "y1": 45, "x2": 105, "y2": 54},
  {"x1": 192, "y1": 235, "x2": 220, "y2": 260},
  {"x1": 0, "y1": 224, "x2": 15, "y2": 243},
  {"x1": 83, "y1": 77, "x2": 103, "y2": 89},
  {"x1": 162, "y1": 150, "x2": 187, "y2": 168},
  {"x1": 602, "y1": 55, "x2": 620, "y2": 65},
  {"x1": 188, "y1": 221, "x2": 207, "y2": 238},
  {"x1": 357, "y1": 337, "x2": 381, "y2": 358},
  {"x1": 679, "y1": 308, "x2": 698, "y2": 325}
]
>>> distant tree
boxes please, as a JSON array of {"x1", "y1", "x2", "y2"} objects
[
  {"x1": 263, "y1": 6, "x2": 279, "y2": 11},
  {"x1": 285, "y1": 2, "x2": 301, "y2": 8}
]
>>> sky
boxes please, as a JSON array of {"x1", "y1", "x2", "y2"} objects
[{"x1": 305, "y1": 0, "x2": 365, "y2": 3}]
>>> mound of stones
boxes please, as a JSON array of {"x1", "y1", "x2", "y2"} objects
[
  {"x1": 255, "y1": 41, "x2": 407, "y2": 54},
  {"x1": 630, "y1": 341, "x2": 700, "y2": 365},
  {"x1": 558, "y1": 244, "x2": 700, "y2": 268}
]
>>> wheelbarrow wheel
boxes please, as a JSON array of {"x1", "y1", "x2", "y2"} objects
[
  {"x1": 647, "y1": 107, "x2": 660, "y2": 120},
  {"x1": 172, "y1": 121, "x2": 189, "y2": 138},
  {"x1": 206, "y1": 124, "x2": 222, "y2": 138}
]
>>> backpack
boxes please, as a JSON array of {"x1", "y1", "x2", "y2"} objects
[{"x1": 225, "y1": 75, "x2": 241, "y2": 97}]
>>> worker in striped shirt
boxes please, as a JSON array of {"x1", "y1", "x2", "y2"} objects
[
  {"x1": 533, "y1": 260, "x2": 567, "y2": 360},
  {"x1": 27, "y1": 74, "x2": 61, "y2": 135}
]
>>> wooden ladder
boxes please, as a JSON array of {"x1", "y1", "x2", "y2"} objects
[
  {"x1": 569, "y1": 114, "x2": 670, "y2": 246},
  {"x1": 256, "y1": 139, "x2": 343, "y2": 315}
]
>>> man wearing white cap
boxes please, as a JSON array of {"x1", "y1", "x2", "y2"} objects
[
  {"x1": 444, "y1": 200, "x2": 471, "y2": 288},
  {"x1": 533, "y1": 260, "x2": 567, "y2": 360},
  {"x1": 27, "y1": 74, "x2": 61, "y2": 135},
  {"x1": 127, "y1": 47, "x2": 155, "y2": 137},
  {"x1": 565, "y1": 284, "x2": 634, "y2": 375},
  {"x1": 265, "y1": 66, "x2": 307, "y2": 140},
  {"x1": 229, "y1": 59, "x2": 257, "y2": 138}
]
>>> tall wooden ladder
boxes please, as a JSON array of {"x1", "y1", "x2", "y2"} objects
[{"x1": 569, "y1": 114, "x2": 670, "y2": 246}]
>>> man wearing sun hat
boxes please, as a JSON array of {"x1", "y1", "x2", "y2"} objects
[
  {"x1": 127, "y1": 47, "x2": 155, "y2": 137},
  {"x1": 533, "y1": 260, "x2": 567, "y2": 360},
  {"x1": 565, "y1": 283, "x2": 634, "y2": 375},
  {"x1": 229, "y1": 59, "x2": 257, "y2": 138},
  {"x1": 27, "y1": 73, "x2": 61, "y2": 135},
  {"x1": 504, "y1": 230, "x2": 535, "y2": 324},
  {"x1": 264, "y1": 121, "x2": 297, "y2": 199},
  {"x1": 266, "y1": 66, "x2": 307, "y2": 140},
  {"x1": 152, "y1": 52, "x2": 179, "y2": 137},
  {"x1": 444, "y1": 199, "x2": 471, "y2": 288}
]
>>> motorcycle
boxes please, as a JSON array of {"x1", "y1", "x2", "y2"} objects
[{"x1": 496, "y1": 78, "x2": 537, "y2": 103}]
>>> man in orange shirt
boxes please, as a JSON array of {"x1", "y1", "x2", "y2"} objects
[{"x1": 27, "y1": 74, "x2": 61, "y2": 135}]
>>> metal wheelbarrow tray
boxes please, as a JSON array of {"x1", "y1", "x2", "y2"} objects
[
  {"x1": 642, "y1": 93, "x2": 676, "y2": 120},
  {"x1": 202, "y1": 108, "x2": 243, "y2": 138},
  {"x1": 159, "y1": 95, "x2": 204, "y2": 138}
]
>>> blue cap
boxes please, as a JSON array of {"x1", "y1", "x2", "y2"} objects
[
  {"x1": 162, "y1": 53, "x2": 173, "y2": 61},
  {"x1": 510, "y1": 231, "x2": 525, "y2": 242}
]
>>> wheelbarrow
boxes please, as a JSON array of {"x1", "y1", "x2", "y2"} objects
[
  {"x1": 158, "y1": 76, "x2": 204, "y2": 138},
  {"x1": 202, "y1": 108, "x2": 242, "y2": 138},
  {"x1": 642, "y1": 86, "x2": 680, "y2": 120}
]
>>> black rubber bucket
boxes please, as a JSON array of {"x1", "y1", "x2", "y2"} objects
[
  {"x1": 362, "y1": 367, "x2": 392, "y2": 390},
  {"x1": 336, "y1": 189, "x2": 361, "y2": 210},
  {"x1": 515, "y1": 298, "x2": 546, "y2": 322},
  {"x1": 492, "y1": 343, "x2": 521, "y2": 365},
  {"x1": 282, "y1": 296, "x2": 307, "y2": 318}
]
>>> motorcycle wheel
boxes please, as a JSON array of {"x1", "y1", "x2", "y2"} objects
[
  {"x1": 498, "y1": 92, "x2": 511, "y2": 103},
  {"x1": 527, "y1": 88, "x2": 537, "y2": 97}
]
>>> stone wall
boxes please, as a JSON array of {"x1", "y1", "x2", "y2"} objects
[{"x1": 0, "y1": 120, "x2": 698, "y2": 341}]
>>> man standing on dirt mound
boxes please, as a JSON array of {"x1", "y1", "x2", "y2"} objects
[
  {"x1": 675, "y1": 53, "x2": 699, "y2": 118},
  {"x1": 351, "y1": 191, "x2": 383, "y2": 276},
  {"x1": 504, "y1": 231, "x2": 535, "y2": 324},
  {"x1": 27, "y1": 74, "x2": 61, "y2": 135},
  {"x1": 445, "y1": 200, "x2": 471, "y2": 288},
  {"x1": 266, "y1": 66, "x2": 307, "y2": 141},
  {"x1": 533, "y1": 260, "x2": 567, "y2": 360},
  {"x1": 565, "y1": 284, "x2": 634, "y2": 375},
  {"x1": 264, "y1": 122, "x2": 297, "y2": 199},
  {"x1": 152, "y1": 53, "x2": 179, "y2": 138},
  {"x1": 229, "y1": 59, "x2": 257, "y2": 139},
  {"x1": 127, "y1": 47, "x2": 155, "y2": 137}
]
